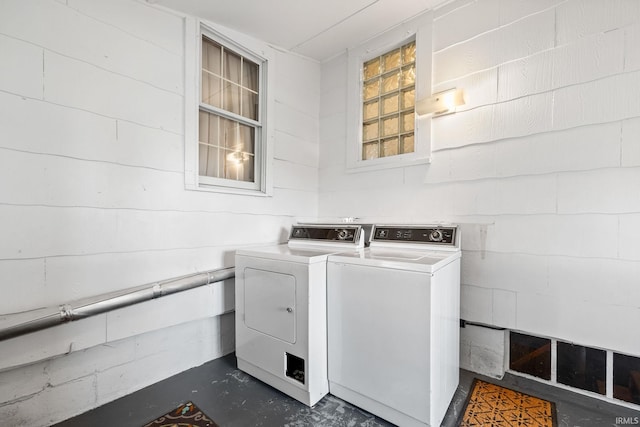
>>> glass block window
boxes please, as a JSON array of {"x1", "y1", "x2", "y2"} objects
[
  {"x1": 361, "y1": 40, "x2": 416, "y2": 161},
  {"x1": 199, "y1": 36, "x2": 261, "y2": 186}
]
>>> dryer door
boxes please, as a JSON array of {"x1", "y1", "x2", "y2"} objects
[{"x1": 244, "y1": 267, "x2": 296, "y2": 344}]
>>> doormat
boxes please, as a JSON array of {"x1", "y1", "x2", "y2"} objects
[
  {"x1": 459, "y1": 379, "x2": 557, "y2": 427},
  {"x1": 143, "y1": 401, "x2": 219, "y2": 427}
]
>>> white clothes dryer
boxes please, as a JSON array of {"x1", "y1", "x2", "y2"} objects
[
  {"x1": 235, "y1": 224, "x2": 365, "y2": 406},
  {"x1": 327, "y1": 224, "x2": 461, "y2": 427}
]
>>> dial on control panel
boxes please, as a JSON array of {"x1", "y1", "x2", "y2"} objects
[
  {"x1": 337, "y1": 229, "x2": 350, "y2": 240},
  {"x1": 429, "y1": 229, "x2": 443, "y2": 242}
]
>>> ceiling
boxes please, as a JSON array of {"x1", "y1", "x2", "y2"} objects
[{"x1": 149, "y1": 0, "x2": 449, "y2": 62}]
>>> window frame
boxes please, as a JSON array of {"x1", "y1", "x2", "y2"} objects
[
  {"x1": 345, "y1": 12, "x2": 433, "y2": 173},
  {"x1": 184, "y1": 18, "x2": 274, "y2": 196}
]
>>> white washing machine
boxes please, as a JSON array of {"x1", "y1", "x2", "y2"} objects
[
  {"x1": 235, "y1": 224, "x2": 365, "y2": 406},
  {"x1": 327, "y1": 224, "x2": 461, "y2": 427}
]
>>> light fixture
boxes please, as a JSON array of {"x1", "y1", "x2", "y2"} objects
[
  {"x1": 415, "y1": 88, "x2": 465, "y2": 117},
  {"x1": 226, "y1": 151, "x2": 249, "y2": 165}
]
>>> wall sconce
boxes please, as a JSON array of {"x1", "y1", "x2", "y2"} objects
[{"x1": 415, "y1": 88, "x2": 465, "y2": 117}]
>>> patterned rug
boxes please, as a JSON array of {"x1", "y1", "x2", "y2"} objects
[
  {"x1": 143, "y1": 401, "x2": 219, "y2": 427},
  {"x1": 459, "y1": 379, "x2": 557, "y2": 427}
]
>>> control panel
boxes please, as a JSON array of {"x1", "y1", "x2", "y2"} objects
[
  {"x1": 289, "y1": 225, "x2": 362, "y2": 244},
  {"x1": 371, "y1": 225, "x2": 457, "y2": 246}
]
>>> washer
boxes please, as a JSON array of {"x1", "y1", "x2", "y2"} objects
[
  {"x1": 327, "y1": 224, "x2": 461, "y2": 427},
  {"x1": 235, "y1": 224, "x2": 365, "y2": 406}
]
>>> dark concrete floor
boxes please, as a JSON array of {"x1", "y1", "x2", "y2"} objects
[{"x1": 55, "y1": 353, "x2": 640, "y2": 427}]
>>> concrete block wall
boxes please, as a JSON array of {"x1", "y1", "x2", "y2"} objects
[
  {"x1": 3, "y1": 0, "x2": 640, "y2": 422},
  {"x1": 0, "y1": 0, "x2": 320, "y2": 425},
  {"x1": 319, "y1": 0, "x2": 640, "y2": 374},
  {"x1": 0, "y1": 313, "x2": 234, "y2": 427}
]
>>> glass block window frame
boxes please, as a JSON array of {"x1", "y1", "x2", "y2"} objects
[
  {"x1": 361, "y1": 40, "x2": 416, "y2": 161},
  {"x1": 345, "y1": 12, "x2": 433, "y2": 173}
]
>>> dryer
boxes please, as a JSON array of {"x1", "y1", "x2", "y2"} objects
[
  {"x1": 235, "y1": 224, "x2": 365, "y2": 406},
  {"x1": 327, "y1": 224, "x2": 461, "y2": 427}
]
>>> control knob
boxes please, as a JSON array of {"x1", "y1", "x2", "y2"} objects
[{"x1": 429, "y1": 229, "x2": 443, "y2": 242}]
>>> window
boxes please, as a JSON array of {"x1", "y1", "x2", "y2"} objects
[
  {"x1": 184, "y1": 19, "x2": 274, "y2": 195},
  {"x1": 509, "y1": 331, "x2": 551, "y2": 380},
  {"x1": 361, "y1": 40, "x2": 416, "y2": 161},
  {"x1": 509, "y1": 332, "x2": 640, "y2": 405},
  {"x1": 199, "y1": 36, "x2": 259, "y2": 185},
  {"x1": 346, "y1": 12, "x2": 433, "y2": 172},
  {"x1": 614, "y1": 352, "x2": 640, "y2": 404},
  {"x1": 557, "y1": 341, "x2": 605, "y2": 395}
]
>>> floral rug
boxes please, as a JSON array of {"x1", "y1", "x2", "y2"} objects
[{"x1": 143, "y1": 401, "x2": 219, "y2": 427}]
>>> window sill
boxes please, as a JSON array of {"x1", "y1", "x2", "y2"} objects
[{"x1": 185, "y1": 181, "x2": 273, "y2": 197}]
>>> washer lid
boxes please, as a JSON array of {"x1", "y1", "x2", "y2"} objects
[
  {"x1": 237, "y1": 243, "x2": 346, "y2": 264},
  {"x1": 329, "y1": 247, "x2": 460, "y2": 273}
]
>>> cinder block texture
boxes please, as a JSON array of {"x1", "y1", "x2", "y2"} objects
[{"x1": 318, "y1": 0, "x2": 640, "y2": 362}]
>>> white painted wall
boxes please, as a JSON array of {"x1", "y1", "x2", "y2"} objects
[
  {"x1": 0, "y1": 0, "x2": 320, "y2": 425},
  {"x1": 319, "y1": 0, "x2": 640, "y2": 362},
  {"x1": 3, "y1": 0, "x2": 640, "y2": 423}
]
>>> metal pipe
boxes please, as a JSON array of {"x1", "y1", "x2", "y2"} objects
[{"x1": 0, "y1": 267, "x2": 235, "y2": 342}]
